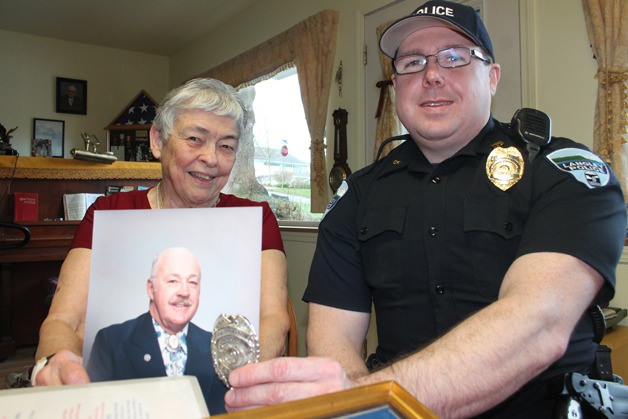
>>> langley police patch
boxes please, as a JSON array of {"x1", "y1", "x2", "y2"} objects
[
  {"x1": 546, "y1": 148, "x2": 609, "y2": 189},
  {"x1": 322, "y1": 180, "x2": 348, "y2": 219}
]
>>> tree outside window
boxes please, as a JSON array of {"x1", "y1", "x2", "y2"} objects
[{"x1": 223, "y1": 67, "x2": 323, "y2": 222}]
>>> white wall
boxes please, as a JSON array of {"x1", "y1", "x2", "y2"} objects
[
  {"x1": 531, "y1": 0, "x2": 598, "y2": 147},
  {"x1": 0, "y1": 30, "x2": 170, "y2": 158},
  {"x1": 280, "y1": 231, "x2": 318, "y2": 355}
]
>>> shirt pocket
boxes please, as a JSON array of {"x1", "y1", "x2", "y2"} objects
[
  {"x1": 357, "y1": 206, "x2": 407, "y2": 299},
  {"x1": 463, "y1": 196, "x2": 524, "y2": 298}
]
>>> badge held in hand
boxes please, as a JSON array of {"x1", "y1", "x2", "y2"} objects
[{"x1": 211, "y1": 313, "x2": 260, "y2": 387}]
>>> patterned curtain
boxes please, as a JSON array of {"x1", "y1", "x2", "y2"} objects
[
  {"x1": 195, "y1": 10, "x2": 339, "y2": 212},
  {"x1": 294, "y1": 11, "x2": 339, "y2": 211},
  {"x1": 581, "y1": 0, "x2": 628, "y2": 201},
  {"x1": 373, "y1": 20, "x2": 404, "y2": 162}
]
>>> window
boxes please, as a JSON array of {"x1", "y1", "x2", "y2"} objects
[
  {"x1": 196, "y1": 10, "x2": 339, "y2": 216},
  {"x1": 223, "y1": 67, "x2": 323, "y2": 222}
]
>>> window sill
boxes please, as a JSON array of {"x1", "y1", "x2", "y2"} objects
[{"x1": 279, "y1": 222, "x2": 319, "y2": 234}]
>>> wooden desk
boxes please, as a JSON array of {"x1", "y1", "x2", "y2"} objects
[
  {"x1": 0, "y1": 156, "x2": 161, "y2": 360},
  {"x1": 602, "y1": 325, "x2": 628, "y2": 380}
]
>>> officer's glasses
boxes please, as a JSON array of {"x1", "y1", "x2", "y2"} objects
[{"x1": 393, "y1": 47, "x2": 492, "y2": 75}]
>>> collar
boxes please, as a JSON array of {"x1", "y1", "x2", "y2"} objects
[
  {"x1": 375, "y1": 118, "x2": 503, "y2": 178},
  {"x1": 447, "y1": 117, "x2": 504, "y2": 158}
]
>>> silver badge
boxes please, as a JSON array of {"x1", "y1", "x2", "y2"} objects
[{"x1": 211, "y1": 314, "x2": 260, "y2": 388}]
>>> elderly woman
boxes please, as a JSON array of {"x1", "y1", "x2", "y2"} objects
[{"x1": 32, "y1": 79, "x2": 289, "y2": 395}]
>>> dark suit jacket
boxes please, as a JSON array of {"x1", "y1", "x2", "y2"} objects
[
  {"x1": 86, "y1": 312, "x2": 227, "y2": 414},
  {"x1": 58, "y1": 94, "x2": 84, "y2": 112}
]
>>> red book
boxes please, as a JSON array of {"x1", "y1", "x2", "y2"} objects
[{"x1": 14, "y1": 192, "x2": 38, "y2": 222}]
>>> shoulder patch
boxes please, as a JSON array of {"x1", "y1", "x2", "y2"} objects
[
  {"x1": 545, "y1": 148, "x2": 610, "y2": 189},
  {"x1": 322, "y1": 180, "x2": 349, "y2": 219}
]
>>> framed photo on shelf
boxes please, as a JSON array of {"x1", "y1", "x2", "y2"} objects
[
  {"x1": 33, "y1": 118, "x2": 64, "y2": 158},
  {"x1": 31, "y1": 138, "x2": 52, "y2": 158},
  {"x1": 56, "y1": 77, "x2": 87, "y2": 115}
]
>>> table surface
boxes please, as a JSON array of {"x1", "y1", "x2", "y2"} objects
[{"x1": 602, "y1": 325, "x2": 628, "y2": 379}]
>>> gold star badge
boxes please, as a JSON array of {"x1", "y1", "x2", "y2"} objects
[{"x1": 486, "y1": 147, "x2": 524, "y2": 191}]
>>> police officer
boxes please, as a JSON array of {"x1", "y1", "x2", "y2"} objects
[{"x1": 224, "y1": 1, "x2": 626, "y2": 417}]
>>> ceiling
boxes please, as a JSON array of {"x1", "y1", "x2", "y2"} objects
[{"x1": 0, "y1": 0, "x2": 259, "y2": 56}]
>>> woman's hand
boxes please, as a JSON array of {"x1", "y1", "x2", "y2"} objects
[{"x1": 32, "y1": 349, "x2": 90, "y2": 386}]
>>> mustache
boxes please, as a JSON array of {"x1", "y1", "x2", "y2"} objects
[{"x1": 171, "y1": 298, "x2": 193, "y2": 307}]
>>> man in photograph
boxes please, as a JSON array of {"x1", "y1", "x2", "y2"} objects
[
  {"x1": 86, "y1": 247, "x2": 227, "y2": 414},
  {"x1": 58, "y1": 83, "x2": 84, "y2": 113}
]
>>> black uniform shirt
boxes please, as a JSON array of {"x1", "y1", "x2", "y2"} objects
[{"x1": 304, "y1": 118, "x2": 626, "y2": 379}]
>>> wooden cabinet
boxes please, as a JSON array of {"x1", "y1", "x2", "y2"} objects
[
  {"x1": 0, "y1": 156, "x2": 161, "y2": 359},
  {"x1": 0, "y1": 222, "x2": 75, "y2": 355},
  {"x1": 602, "y1": 325, "x2": 628, "y2": 380}
]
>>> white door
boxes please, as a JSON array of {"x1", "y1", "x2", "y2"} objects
[{"x1": 364, "y1": 0, "x2": 417, "y2": 165}]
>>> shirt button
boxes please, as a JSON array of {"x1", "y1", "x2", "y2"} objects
[
  {"x1": 431, "y1": 176, "x2": 441, "y2": 184},
  {"x1": 435, "y1": 285, "x2": 445, "y2": 295},
  {"x1": 504, "y1": 221, "x2": 513, "y2": 232},
  {"x1": 428, "y1": 226, "x2": 438, "y2": 237},
  {"x1": 360, "y1": 227, "x2": 369, "y2": 235}
]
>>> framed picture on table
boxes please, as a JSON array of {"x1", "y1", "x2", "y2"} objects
[{"x1": 33, "y1": 118, "x2": 64, "y2": 158}]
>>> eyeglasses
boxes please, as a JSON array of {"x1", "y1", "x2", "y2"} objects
[{"x1": 393, "y1": 47, "x2": 492, "y2": 75}]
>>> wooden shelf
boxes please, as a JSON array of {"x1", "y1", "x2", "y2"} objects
[{"x1": 0, "y1": 156, "x2": 161, "y2": 180}]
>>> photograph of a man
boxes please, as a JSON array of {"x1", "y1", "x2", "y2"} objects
[
  {"x1": 56, "y1": 78, "x2": 87, "y2": 114},
  {"x1": 86, "y1": 247, "x2": 227, "y2": 414}
]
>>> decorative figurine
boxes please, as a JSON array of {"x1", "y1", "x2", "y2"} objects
[
  {"x1": 81, "y1": 132, "x2": 100, "y2": 153},
  {"x1": 0, "y1": 123, "x2": 18, "y2": 154}
]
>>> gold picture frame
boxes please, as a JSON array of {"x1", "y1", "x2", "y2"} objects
[{"x1": 215, "y1": 381, "x2": 437, "y2": 419}]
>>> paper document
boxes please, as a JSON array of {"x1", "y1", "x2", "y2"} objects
[
  {"x1": 0, "y1": 376, "x2": 210, "y2": 418},
  {"x1": 63, "y1": 193, "x2": 103, "y2": 220}
]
